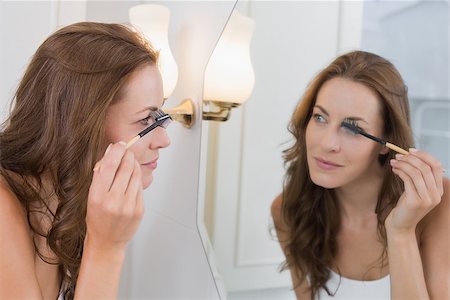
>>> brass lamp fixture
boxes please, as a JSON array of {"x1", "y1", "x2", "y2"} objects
[
  {"x1": 202, "y1": 10, "x2": 255, "y2": 122},
  {"x1": 129, "y1": 6, "x2": 255, "y2": 128},
  {"x1": 164, "y1": 98, "x2": 195, "y2": 128}
]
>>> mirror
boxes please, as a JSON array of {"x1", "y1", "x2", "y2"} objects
[{"x1": 198, "y1": 1, "x2": 449, "y2": 298}]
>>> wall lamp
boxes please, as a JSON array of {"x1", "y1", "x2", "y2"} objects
[{"x1": 129, "y1": 5, "x2": 255, "y2": 128}]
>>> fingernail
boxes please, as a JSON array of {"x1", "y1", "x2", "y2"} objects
[
  {"x1": 395, "y1": 154, "x2": 404, "y2": 160},
  {"x1": 105, "y1": 143, "x2": 112, "y2": 155},
  {"x1": 409, "y1": 148, "x2": 418, "y2": 153},
  {"x1": 390, "y1": 159, "x2": 397, "y2": 165},
  {"x1": 93, "y1": 162, "x2": 100, "y2": 172}
]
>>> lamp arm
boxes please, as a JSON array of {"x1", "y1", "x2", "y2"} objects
[
  {"x1": 164, "y1": 98, "x2": 195, "y2": 128},
  {"x1": 202, "y1": 101, "x2": 240, "y2": 122}
]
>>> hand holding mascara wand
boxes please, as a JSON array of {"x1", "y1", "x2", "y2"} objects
[
  {"x1": 93, "y1": 109, "x2": 172, "y2": 172},
  {"x1": 341, "y1": 118, "x2": 445, "y2": 172}
]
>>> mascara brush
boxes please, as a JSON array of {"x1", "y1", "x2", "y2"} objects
[
  {"x1": 125, "y1": 113, "x2": 172, "y2": 148},
  {"x1": 341, "y1": 119, "x2": 409, "y2": 155},
  {"x1": 93, "y1": 110, "x2": 171, "y2": 172}
]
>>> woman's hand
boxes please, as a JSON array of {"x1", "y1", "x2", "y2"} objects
[
  {"x1": 386, "y1": 149, "x2": 444, "y2": 235},
  {"x1": 86, "y1": 142, "x2": 144, "y2": 251}
]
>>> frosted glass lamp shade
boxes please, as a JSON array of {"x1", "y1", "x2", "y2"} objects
[
  {"x1": 204, "y1": 11, "x2": 255, "y2": 104},
  {"x1": 129, "y1": 4, "x2": 178, "y2": 99}
]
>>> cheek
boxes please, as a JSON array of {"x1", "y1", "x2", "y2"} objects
[
  {"x1": 305, "y1": 121, "x2": 319, "y2": 150},
  {"x1": 127, "y1": 139, "x2": 148, "y2": 163},
  {"x1": 344, "y1": 142, "x2": 380, "y2": 170},
  {"x1": 105, "y1": 122, "x2": 129, "y2": 144},
  {"x1": 141, "y1": 171, "x2": 153, "y2": 189}
]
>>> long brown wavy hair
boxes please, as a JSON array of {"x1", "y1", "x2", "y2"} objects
[
  {"x1": 280, "y1": 51, "x2": 414, "y2": 297},
  {"x1": 0, "y1": 22, "x2": 158, "y2": 299}
]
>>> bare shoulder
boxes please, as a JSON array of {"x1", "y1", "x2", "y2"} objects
[
  {"x1": 271, "y1": 193, "x2": 291, "y2": 246},
  {"x1": 271, "y1": 193, "x2": 286, "y2": 231},
  {"x1": 0, "y1": 173, "x2": 34, "y2": 248},
  {"x1": 271, "y1": 193, "x2": 311, "y2": 299},
  {"x1": 271, "y1": 194, "x2": 282, "y2": 221},
  {"x1": 0, "y1": 174, "x2": 26, "y2": 220},
  {"x1": 0, "y1": 174, "x2": 42, "y2": 298}
]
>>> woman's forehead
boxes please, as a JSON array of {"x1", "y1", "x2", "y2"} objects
[
  {"x1": 112, "y1": 65, "x2": 164, "y2": 111},
  {"x1": 315, "y1": 77, "x2": 382, "y2": 121}
]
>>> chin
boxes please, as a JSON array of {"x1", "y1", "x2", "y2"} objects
[
  {"x1": 311, "y1": 177, "x2": 340, "y2": 189},
  {"x1": 142, "y1": 175, "x2": 153, "y2": 190},
  {"x1": 309, "y1": 172, "x2": 342, "y2": 189}
]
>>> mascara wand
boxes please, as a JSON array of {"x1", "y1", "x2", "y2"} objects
[
  {"x1": 341, "y1": 120, "x2": 409, "y2": 155},
  {"x1": 93, "y1": 110, "x2": 172, "y2": 172},
  {"x1": 341, "y1": 119, "x2": 446, "y2": 173}
]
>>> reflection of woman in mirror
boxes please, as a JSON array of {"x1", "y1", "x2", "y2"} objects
[
  {"x1": 272, "y1": 51, "x2": 449, "y2": 299},
  {"x1": 0, "y1": 22, "x2": 170, "y2": 299}
]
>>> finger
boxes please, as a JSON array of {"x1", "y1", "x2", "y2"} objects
[
  {"x1": 135, "y1": 183, "x2": 144, "y2": 220},
  {"x1": 395, "y1": 154, "x2": 437, "y2": 193},
  {"x1": 393, "y1": 155, "x2": 440, "y2": 212},
  {"x1": 409, "y1": 148, "x2": 444, "y2": 196},
  {"x1": 391, "y1": 159, "x2": 425, "y2": 200},
  {"x1": 395, "y1": 154, "x2": 430, "y2": 203},
  {"x1": 91, "y1": 142, "x2": 126, "y2": 193},
  {"x1": 124, "y1": 160, "x2": 141, "y2": 204},
  {"x1": 125, "y1": 160, "x2": 144, "y2": 216},
  {"x1": 401, "y1": 155, "x2": 442, "y2": 203},
  {"x1": 98, "y1": 142, "x2": 127, "y2": 189},
  {"x1": 109, "y1": 150, "x2": 136, "y2": 195}
]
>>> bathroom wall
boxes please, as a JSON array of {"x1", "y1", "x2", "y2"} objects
[
  {"x1": 0, "y1": 1, "x2": 56, "y2": 122},
  {"x1": 0, "y1": 1, "x2": 235, "y2": 298}
]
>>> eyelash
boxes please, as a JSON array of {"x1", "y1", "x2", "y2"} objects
[
  {"x1": 139, "y1": 113, "x2": 155, "y2": 126},
  {"x1": 342, "y1": 119, "x2": 362, "y2": 136},
  {"x1": 312, "y1": 113, "x2": 326, "y2": 123}
]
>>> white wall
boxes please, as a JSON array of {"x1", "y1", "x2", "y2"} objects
[
  {"x1": 0, "y1": 1, "x2": 57, "y2": 122},
  {"x1": 0, "y1": 1, "x2": 235, "y2": 299}
]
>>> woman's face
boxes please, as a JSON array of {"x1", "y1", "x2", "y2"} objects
[
  {"x1": 305, "y1": 77, "x2": 388, "y2": 189},
  {"x1": 105, "y1": 64, "x2": 170, "y2": 189}
]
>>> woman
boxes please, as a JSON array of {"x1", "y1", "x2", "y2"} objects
[
  {"x1": 0, "y1": 22, "x2": 170, "y2": 299},
  {"x1": 272, "y1": 51, "x2": 449, "y2": 299}
]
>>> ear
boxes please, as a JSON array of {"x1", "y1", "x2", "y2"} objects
[{"x1": 379, "y1": 145, "x2": 389, "y2": 155}]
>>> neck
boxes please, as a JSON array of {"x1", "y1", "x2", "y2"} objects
[{"x1": 335, "y1": 167, "x2": 384, "y2": 222}]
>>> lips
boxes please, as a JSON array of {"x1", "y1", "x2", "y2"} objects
[
  {"x1": 314, "y1": 157, "x2": 343, "y2": 170},
  {"x1": 142, "y1": 157, "x2": 158, "y2": 169}
]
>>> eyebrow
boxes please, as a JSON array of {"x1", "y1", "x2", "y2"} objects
[
  {"x1": 135, "y1": 106, "x2": 159, "y2": 115},
  {"x1": 314, "y1": 105, "x2": 369, "y2": 124},
  {"x1": 134, "y1": 98, "x2": 166, "y2": 115}
]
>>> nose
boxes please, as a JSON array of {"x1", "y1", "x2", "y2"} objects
[
  {"x1": 149, "y1": 126, "x2": 171, "y2": 149},
  {"x1": 320, "y1": 127, "x2": 341, "y2": 153}
]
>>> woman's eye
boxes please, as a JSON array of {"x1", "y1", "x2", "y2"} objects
[
  {"x1": 341, "y1": 120, "x2": 361, "y2": 136},
  {"x1": 139, "y1": 115, "x2": 153, "y2": 126},
  {"x1": 312, "y1": 113, "x2": 326, "y2": 123},
  {"x1": 343, "y1": 126, "x2": 359, "y2": 136}
]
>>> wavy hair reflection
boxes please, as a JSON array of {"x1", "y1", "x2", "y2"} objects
[{"x1": 280, "y1": 50, "x2": 413, "y2": 297}]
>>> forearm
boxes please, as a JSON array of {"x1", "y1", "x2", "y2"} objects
[
  {"x1": 74, "y1": 236, "x2": 126, "y2": 300},
  {"x1": 387, "y1": 229, "x2": 429, "y2": 300}
]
